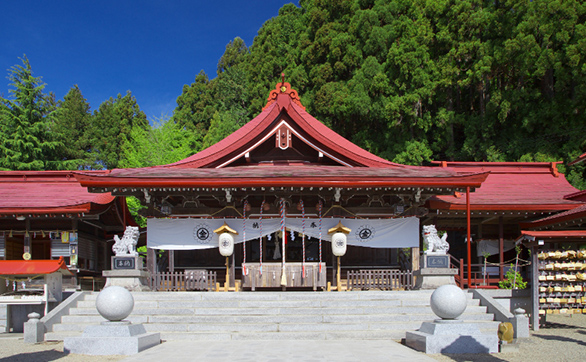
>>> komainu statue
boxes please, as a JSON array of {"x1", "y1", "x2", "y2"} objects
[
  {"x1": 112, "y1": 226, "x2": 140, "y2": 256},
  {"x1": 422, "y1": 225, "x2": 449, "y2": 255}
]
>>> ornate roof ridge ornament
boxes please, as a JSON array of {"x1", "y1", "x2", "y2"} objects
[{"x1": 263, "y1": 73, "x2": 305, "y2": 111}]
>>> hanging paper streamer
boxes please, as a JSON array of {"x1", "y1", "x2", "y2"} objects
[
  {"x1": 300, "y1": 199, "x2": 306, "y2": 278},
  {"x1": 259, "y1": 200, "x2": 265, "y2": 275},
  {"x1": 280, "y1": 198, "x2": 287, "y2": 286},
  {"x1": 318, "y1": 200, "x2": 323, "y2": 273},
  {"x1": 242, "y1": 200, "x2": 248, "y2": 276}
]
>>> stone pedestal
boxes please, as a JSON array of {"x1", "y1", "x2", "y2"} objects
[
  {"x1": 64, "y1": 321, "x2": 160, "y2": 355},
  {"x1": 415, "y1": 268, "x2": 458, "y2": 289},
  {"x1": 103, "y1": 269, "x2": 151, "y2": 291},
  {"x1": 24, "y1": 312, "x2": 44, "y2": 343},
  {"x1": 406, "y1": 320, "x2": 498, "y2": 354},
  {"x1": 103, "y1": 256, "x2": 150, "y2": 291}
]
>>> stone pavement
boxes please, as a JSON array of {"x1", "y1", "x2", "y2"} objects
[{"x1": 120, "y1": 339, "x2": 436, "y2": 362}]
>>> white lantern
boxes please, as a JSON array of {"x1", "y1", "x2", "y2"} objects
[
  {"x1": 331, "y1": 232, "x2": 347, "y2": 257},
  {"x1": 219, "y1": 232, "x2": 235, "y2": 257}
]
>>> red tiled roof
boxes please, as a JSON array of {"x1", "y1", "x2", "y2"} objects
[
  {"x1": 427, "y1": 162, "x2": 583, "y2": 211},
  {"x1": 520, "y1": 204, "x2": 586, "y2": 228},
  {"x1": 0, "y1": 171, "x2": 115, "y2": 215},
  {"x1": 516, "y1": 230, "x2": 586, "y2": 243},
  {"x1": 75, "y1": 83, "x2": 489, "y2": 190},
  {"x1": 161, "y1": 82, "x2": 399, "y2": 169},
  {"x1": 0, "y1": 256, "x2": 72, "y2": 276},
  {"x1": 75, "y1": 165, "x2": 488, "y2": 189}
]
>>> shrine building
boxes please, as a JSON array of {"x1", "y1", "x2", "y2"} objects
[
  {"x1": 74, "y1": 81, "x2": 490, "y2": 290},
  {"x1": 1, "y1": 81, "x2": 584, "y2": 293}
]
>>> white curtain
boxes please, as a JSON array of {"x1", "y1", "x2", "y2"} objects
[{"x1": 147, "y1": 217, "x2": 419, "y2": 250}]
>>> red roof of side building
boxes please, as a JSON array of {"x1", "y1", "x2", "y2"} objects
[
  {"x1": 427, "y1": 162, "x2": 583, "y2": 211},
  {"x1": 520, "y1": 204, "x2": 586, "y2": 229},
  {"x1": 516, "y1": 230, "x2": 586, "y2": 243},
  {"x1": 0, "y1": 170, "x2": 115, "y2": 215},
  {"x1": 0, "y1": 256, "x2": 72, "y2": 276}
]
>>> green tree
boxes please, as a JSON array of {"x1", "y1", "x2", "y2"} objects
[
  {"x1": 53, "y1": 85, "x2": 95, "y2": 169},
  {"x1": 0, "y1": 56, "x2": 63, "y2": 170},
  {"x1": 171, "y1": 70, "x2": 214, "y2": 150},
  {"x1": 120, "y1": 116, "x2": 193, "y2": 168},
  {"x1": 91, "y1": 91, "x2": 149, "y2": 169}
]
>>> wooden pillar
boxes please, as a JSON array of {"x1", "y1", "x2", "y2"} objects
[
  {"x1": 169, "y1": 250, "x2": 175, "y2": 273},
  {"x1": 230, "y1": 253, "x2": 235, "y2": 288},
  {"x1": 332, "y1": 252, "x2": 337, "y2": 288},
  {"x1": 466, "y1": 186, "x2": 472, "y2": 288},
  {"x1": 531, "y1": 245, "x2": 540, "y2": 331},
  {"x1": 499, "y1": 216, "x2": 504, "y2": 280},
  {"x1": 411, "y1": 247, "x2": 420, "y2": 271},
  {"x1": 147, "y1": 248, "x2": 156, "y2": 274}
]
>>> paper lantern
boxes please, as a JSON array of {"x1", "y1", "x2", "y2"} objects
[
  {"x1": 328, "y1": 221, "x2": 351, "y2": 257},
  {"x1": 219, "y1": 232, "x2": 234, "y2": 257},
  {"x1": 214, "y1": 222, "x2": 238, "y2": 257},
  {"x1": 331, "y1": 232, "x2": 347, "y2": 257}
]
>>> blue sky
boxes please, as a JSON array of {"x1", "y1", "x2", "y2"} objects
[{"x1": 0, "y1": 1, "x2": 298, "y2": 121}]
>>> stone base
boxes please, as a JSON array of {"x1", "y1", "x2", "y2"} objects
[
  {"x1": 406, "y1": 321, "x2": 498, "y2": 354},
  {"x1": 414, "y1": 268, "x2": 457, "y2": 289},
  {"x1": 499, "y1": 340, "x2": 520, "y2": 353},
  {"x1": 64, "y1": 321, "x2": 160, "y2": 355},
  {"x1": 103, "y1": 270, "x2": 151, "y2": 291}
]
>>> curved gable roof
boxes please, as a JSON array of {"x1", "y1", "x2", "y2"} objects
[{"x1": 162, "y1": 82, "x2": 399, "y2": 169}]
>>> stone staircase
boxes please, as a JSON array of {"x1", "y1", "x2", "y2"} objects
[{"x1": 45, "y1": 290, "x2": 499, "y2": 341}]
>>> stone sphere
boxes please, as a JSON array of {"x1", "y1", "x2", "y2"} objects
[
  {"x1": 430, "y1": 285, "x2": 467, "y2": 319},
  {"x1": 96, "y1": 286, "x2": 134, "y2": 321}
]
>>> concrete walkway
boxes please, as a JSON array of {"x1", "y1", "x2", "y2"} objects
[{"x1": 121, "y1": 339, "x2": 436, "y2": 362}]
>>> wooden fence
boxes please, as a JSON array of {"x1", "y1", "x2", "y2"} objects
[
  {"x1": 149, "y1": 270, "x2": 217, "y2": 291},
  {"x1": 347, "y1": 269, "x2": 414, "y2": 290}
]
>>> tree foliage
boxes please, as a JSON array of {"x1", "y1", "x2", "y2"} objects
[
  {"x1": 53, "y1": 85, "x2": 95, "y2": 169},
  {"x1": 170, "y1": 0, "x2": 585, "y2": 188},
  {"x1": 91, "y1": 91, "x2": 149, "y2": 170},
  {"x1": 1, "y1": 1, "x2": 585, "y2": 191},
  {"x1": 0, "y1": 56, "x2": 64, "y2": 170}
]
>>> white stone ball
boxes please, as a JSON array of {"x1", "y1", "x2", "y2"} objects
[
  {"x1": 430, "y1": 285, "x2": 467, "y2": 319},
  {"x1": 96, "y1": 286, "x2": 134, "y2": 321}
]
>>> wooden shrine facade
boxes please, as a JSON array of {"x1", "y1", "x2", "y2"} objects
[{"x1": 75, "y1": 81, "x2": 490, "y2": 290}]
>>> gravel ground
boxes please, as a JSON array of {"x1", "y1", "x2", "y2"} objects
[
  {"x1": 0, "y1": 334, "x2": 124, "y2": 362},
  {"x1": 1, "y1": 315, "x2": 585, "y2": 361}
]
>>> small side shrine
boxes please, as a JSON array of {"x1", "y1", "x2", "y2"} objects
[
  {"x1": 75, "y1": 80, "x2": 488, "y2": 291},
  {"x1": 0, "y1": 170, "x2": 136, "y2": 289},
  {"x1": 427, "y1": 161, "x2": 583, "y2": 288},
  {"x1": 0, "y1": 256, "x2": 72, "y2": 332}
]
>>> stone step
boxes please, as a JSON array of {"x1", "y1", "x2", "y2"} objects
[
  {"x1": 75, "y1": 296, "x2": 480, "y2": 309},
  {"x1": 46, "y1": 290, "x2": 496, "y2": 342},
  {"x1": 82, "y1": 290, "x2": 442, "y2": 301},
  {"x1": 59, "y1": 309, "x2": 492, "y2": 325},
  {"x1": 48, "y1": 319, "x2": 500, "y2": 342}
]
